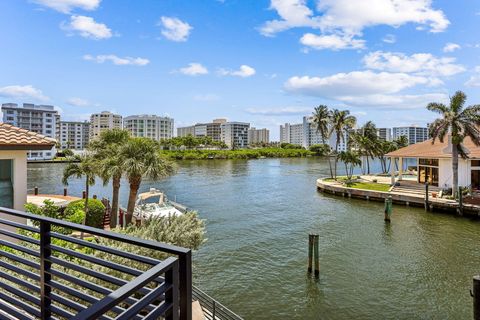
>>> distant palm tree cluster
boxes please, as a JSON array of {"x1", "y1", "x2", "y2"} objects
[
  {"x1": 62, "y1": 130, "x2": 176, "y2": 228},
  {"x1": 311, "y1": 106, "x2": 408, "y2": 180}
]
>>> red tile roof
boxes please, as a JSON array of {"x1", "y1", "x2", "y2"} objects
[
  {"x1": 386, "y1": 136, "x2": 480, "y2": 159},
  {"x1": 0, "y1": 123, "x2": 56, "y2": 150}
]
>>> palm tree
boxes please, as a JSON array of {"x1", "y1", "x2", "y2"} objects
[
  {"x1": 62, "y1": 155, "x2": 97, "y2": 237},
  {"x1": 312, "y1": 105, "x2": 334, "y2": 178},
  {"x1": 122, "y1": 137, "x2": 176, "y2": 225},
  {"x1": 89, "y1": 129, "x2": 130, "y2": 228},
  {"x1": 330, "y1": 109, "x2": 357, "y2": 179},
  {"x1": 427, "y1": 90, "x2": 480, "y2": 198},
  {"x1": 339, "y1": 151, "x2": 362, "y2": 180}
]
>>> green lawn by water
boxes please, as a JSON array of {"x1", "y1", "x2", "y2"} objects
[{"x1": 324, "y1": 177, "x2": 391, "y2": 192}]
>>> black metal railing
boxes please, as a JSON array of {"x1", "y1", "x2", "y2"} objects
[
  {"x1": 0, "y1": 206, "x2": 192, "y2": 320},
  {"x1": 192, "y1": 286, "x2": 243, "y2": 320}
]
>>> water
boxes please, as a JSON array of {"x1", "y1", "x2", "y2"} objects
[{"x1": 27, "y1": 158, "x2": 479, "y2": 319}]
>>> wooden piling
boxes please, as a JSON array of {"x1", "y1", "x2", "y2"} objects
[
  {"x1": 424, "y1": 183, "x2": 429, "y2": 211},
  {"x1": 82, "y1": 191, "x2": 86, "y2": 199},
  {"x1": 313, "y1": 234, "x2": 320, "y2": 278},
  {"x1": 473, "y1": 275, "x2": 480, "y2": 320},
  {"x1": 63, "y1": 188, "x2": 67, "y2": 196},
  {"x1": 34, "y1": 186, "x2": 38, "y2": 195},
  {"x1": 93, "y1": 194, "x2": 97, "y2": 200},
  {"x1": 307, "y1": 234, "x2": 313, "y2": 274},
  {"x1": 384, "y1": 196, "x2": 392, "y2": 222},
  {"x1": 458, "y1": 187, "x2": 463, "y2": 216}
]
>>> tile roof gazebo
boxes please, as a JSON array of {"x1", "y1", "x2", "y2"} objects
[{"x1": 386, "y1": 136, "x2": 480, "y2": 189}]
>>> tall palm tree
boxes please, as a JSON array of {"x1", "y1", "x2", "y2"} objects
[
  {"x1": 312, "y1": 105, "x2": 334, "y2": 178},
  {"x1": 427, "y1": 90, "x2": 480, "y2": 197},
  {"x1": 62, "y1": 155, "x2": 97, "y2": 237},
  {"x1": 89, "y1": 129, "x2": 130, "y2": 228},
  {"x1": 339, "y1": 151, "x2": 362, "y2": 180},
  {"x1": 330, "y1": 109, "x2": 357, "y2": 179},
  {"x1": 122, "y1": 137, "x2": 176, "y2": 225}
]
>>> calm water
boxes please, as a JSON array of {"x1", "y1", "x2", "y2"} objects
[{"x1": 28, "y1": 158, "x2": 479, "y2": 319}]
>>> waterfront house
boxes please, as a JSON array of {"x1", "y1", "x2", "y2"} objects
[
  {"x1": 0, "y1": 123, "x2": 55, "y2": 210},
  {"x1": 386, "y1": 135, "x2": 480, "y2": 190}
]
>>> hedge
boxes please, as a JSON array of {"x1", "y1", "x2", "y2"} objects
[{"x1": 64, "y1": 198, "x2": 106, "y2": 229}]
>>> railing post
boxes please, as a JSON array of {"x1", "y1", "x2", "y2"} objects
[
  {"x1": 166, "y1": 261, "x2": 180, "y2": 320},
  {"x1": 179, "y1": 251, "x2": 192, "y2": 320},
  {"x1": 212, "y1": 300, "x2": 216, "y2": 319},
  {"x1": 473, "y1": 275, "x2": 480, "y2": 320},
  {"x1": 40, "y1": 221, "x2": 51, "y2": 320}
]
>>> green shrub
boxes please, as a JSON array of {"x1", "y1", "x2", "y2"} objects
[{"x1": 64, "y1": 199, "x2": 105, "y2": 229}]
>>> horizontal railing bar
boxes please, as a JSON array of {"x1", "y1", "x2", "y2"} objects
[
  {"x1": 71, "y1": 257, "x2": 177, "y2": 320},
  {"x1": 0, "y1": 269, "x2": 40, "y2": 294},
  {"x1": 0, "y1": 248, "x2": 40, "y2": 269},
  {"x1": 50, "y1": 292, "x2": 87, "y2": 312},
  {"x1": 50, "y1": 242, "x2": 156, "y2": 280},
  {"x1": 0, "y1": 299, "x2": 33, "y2": 320},
  {"x1": 0, "y1": 286, "x2": 41, "y2": 318},
  {"x1": 50, "y1": 303, "x2": 75, "y2": 319},
  {"x1": 116, "y1": 282, "x2": 170, "y2": 320},
  {"x1": 144, "y1": 301, "x2": 172, "y2": 320},
  {"x1": 0, "y1": 216, "x2": 39, "y2": 233},
  {"x1": 0, "y1": 227, "x2": 40, "y2": 245},
  {"x1": 0, "y1": 238, "x2": 39, "y2": 257},
  {"x1": 0, "y1": 259, "x2": 40, "y2": 282},
  {"x1": 0, "y1": 207, "x2": 189, "y2": 255},
  {"x1": 52, "y1": 232, "x2": 161, "y2": 266},
  {"x1": 0, "y1": 277, "x2": 41, "y2": 306}
]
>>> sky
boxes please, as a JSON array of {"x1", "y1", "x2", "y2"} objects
[{"x1": 1, "y1": 0, "x2": 479, "y2": 140}]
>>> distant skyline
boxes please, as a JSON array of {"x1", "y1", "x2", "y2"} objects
[{"x1": 1, "y1": 0, "x2": 479, "y2": 139}]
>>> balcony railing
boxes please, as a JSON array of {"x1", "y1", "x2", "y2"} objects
[{"x1": 0, "y1": 206, "x2": 192, "y2": 320}]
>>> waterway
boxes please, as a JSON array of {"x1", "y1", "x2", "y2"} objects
[{"x1": 27, "y1": 158, "x2": 479, "y2": 319}]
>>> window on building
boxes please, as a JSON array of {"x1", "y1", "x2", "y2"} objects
[
  {"x1": 0, "y1": 159, "x2": 14, "y2": 208},
  {"x1": 472, "y1": 160, "x2": 480, "y2": 167}
]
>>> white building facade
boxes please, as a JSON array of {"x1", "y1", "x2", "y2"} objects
[
  {"x1": 248, "y1": 128, "x2": 269, "y2": 145},
  {"x1": 58, "y1": 121, "x2": 90, "y2": 150},
  {"x1": 124, "y1": 115, "x2": 174, "y2": 141},
  {"x1": 90, "y1": 111, "x2": 122, "y2": 140},
  {"x1": 221, "y1": 122, "x2": 250, "y2": 149},
  {"x1": 1, "y1": 103, "x2": 58, "y2": 160},
  {"x1": 377, "y1": 128, "x2": 392, "y2": 141},
  {"x1": 393, "y1": 126, "x2": 428, "y2": 145}
]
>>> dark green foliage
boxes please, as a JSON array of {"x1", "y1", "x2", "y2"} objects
[
  {"x1": 65, "y1": 199, "x2": 106, "y2": 229},
  {"x1": 309, "y1": 144, "x2": 330, "y2": 156}
]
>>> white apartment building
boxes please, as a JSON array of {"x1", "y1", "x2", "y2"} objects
[
  {"x1": 280, "y1": 116, "x2": 348, "y2": 151},
  {"x1": 124, "y1": 115, "x2": 174, "y2": 141},
  {"x1": 177, "y1": 125, "x2": 195, "y2": 137},
  {"x1": 220, "y1": 122, "x2": 250, "y2": 149},
  {"x1": 248, "y1": 128, "x2": 270, "y2": 145},
  {"x1": 58, "y1": 121, "x2": 90, "y2": 150},
  {"x1": 377, "y1": 128, "x2": 392, "y2": 141},
  {"x1": 177, "y1": 119, "x2": 226, "y2": 141},
  {"x1": 1, "y1": 103, "x2": 58, "y2": 160},
  {"x1": 393, "y1": 126, "x2": 428, "y2": 145},
  {"x1": 90, "y1": 111, "x2": 122, "y2": 139}
]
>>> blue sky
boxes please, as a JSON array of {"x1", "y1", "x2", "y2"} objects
[{"x1": 1, "y1": 0, "x2": 479, "y2": 139}]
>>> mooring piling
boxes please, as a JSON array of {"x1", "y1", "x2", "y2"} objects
[
  {"x1": 384, "y1": 196, "x2": 392, "y2": 222},
  {"x1": 308, "y1": 234, "x2": 313, "y2": 274},
  {"x1": 313, "y1": 234, "x2": 320, "y2": 278},
  {"x1": 82, "y1": 190, "x2": 86, "y2": 199},
  {"x1": 63, "y1": 188, "x2": 67, "y2": 196},
  {"x1": 34, "y1": 186, "x2": 38, "y2": 195},
  {"x1": 458, "y1": 186, "x2": 464, "y2": 216},
  {"x1": 472, "y1": 275, "x2": 480, "y2": 320},
  {"x1": 424, "y1": 183, "x2": 429, "y2": 211}
]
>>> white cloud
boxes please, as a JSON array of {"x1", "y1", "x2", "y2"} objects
[
  {"x1": 62, "y1": 15, "x2": 112, "y2": 39},
  {"x1": 193, "y1": 94, "x2": 220, "y2": 101},
  {"x1": 443, "y1": 42, "x2": 461, "y2": 52},
  {"x1": 300, "y1": 33, "x2": 365, "y2": 50},
  {"x1": 260, "y1": 0, "x2": 449, "y2": 50},
  {"x1": 382, "y1": 34, "x2": 396, "y2": 43},
  {"x1": 67, "y1": 97, "x2": 89, "y2": 106},
  {"x1": 159, "y1": 17, "x2": 192, "y2": 42},
  {"x1": 32, "y1": 0, "x2": 100, "y2": 13},
  {"x1": 363, "y1": 51, "x2": 465, "y2": 77},
  {"x1": 337, "y1": 93, "x2": 448, "y2": 109},
  {"x1": 218, "y1": 65, "x2": 256, "y2": 78},
  {"x1": 245, "y1": 107, "x2": 313, "y2": 116},
  {"x1": 465, "y1": 66, "x2": 480, "y2": 87},
  {"x1": 83, "y1": 54, "x2": 149, "y2": 66},
  {"x1": 176, "y1": 63, "x2": 208, "y2": 76},
  {"x1": 0, "y1": 85, "x2": 49, "y2": 102}
]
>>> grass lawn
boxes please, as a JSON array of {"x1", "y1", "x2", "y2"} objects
[{"x1": 322, "y1": 177, "x2": 391, "y2": 192}]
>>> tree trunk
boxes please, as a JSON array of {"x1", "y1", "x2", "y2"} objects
[
  {"x1": 334, "y1": 139, "x2": 339, "y2": 180},
  {"x1": 322, "y1": 138, "x2": 334, "y2": 179},
  {"x1": 344, "y1": 163, "x2": 349, "y2": 179},
  {"x1": 452, "y1": 144, "x2": 459, "y2": 198},
  {"x1": 366, "y1": 156, "x2": 370, "y2": 174},
  {"x1": 110, "y1": 174, "x2": 121, "y2": 228},
  {"x1": 126, "y1": 177, "x2": 141, "y2": 225},
  {"x1": 81, "y1": 177, "x2": 89, "y2": 240}
]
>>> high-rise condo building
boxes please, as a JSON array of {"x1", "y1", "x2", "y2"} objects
[
  {"x1": 123, "y1": 115, "x2": 174, "y2": 141},
  {"x1": 248, "y1": 128, "x2": 270, "y2": 145},
  {"x1": 392, "y1": 126, "x2": 428, "y2": 145},
  {"x1": 58, "y1": 121, "x2": 90, "y2": 150},
  {"x1": 377, "y1": 128, "x2": 392, "y2": 141},
  {"x1": 89, "y1": 111, "x2": 122, "y2": 139},
  {"x1": 177, "y1": 118, "x2": 226, "y2": 141},
  {"x1": 1, "y1": 103, "x2": 58, "y2": 160},
  {"x1": 220, "y1": 122, "x2": 250, "y2": 149}
]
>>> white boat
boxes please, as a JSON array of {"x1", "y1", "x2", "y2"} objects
[{"x1": 133, "y1": 188, "x2": 184, "y2": 220}]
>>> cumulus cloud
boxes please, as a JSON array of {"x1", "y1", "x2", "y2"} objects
[
  {"x1": 159, "y1": 16, "x2": 192, "y2": 42},
  {"x1": 337, "y1": 93, "x2": 448, "y2": 109},
  {"x1": 32, "y1": 0, "x2": 100, "y2": 13},
  {"x1": 83, "y1": 54, "x2": 149, "y2": 66},
  {"x1": 465, "y1": 66, "x2": 480, "y2": 87},
  {"x1": 362, "y1": 51, "x2": 465, "y2": 77},
  {"x1": 62, "y1": 15, "x2": 112, "y2": 39},
  {"x1": 218, "y1": 65, "x2": 256, "y2": 77},
  {"x1": 260, "y1": 0, "x2": 449, "y2": 50},
  {"x1": 0, "y1": 85, "x2": 49, "y2": 101},
  {"x1": 175, "y1": 63, "x2": 208, "y2": 76},
  {"x1": 443, "y1": 42, "x2": 461, "y2": 52},
  {"x1": 67, "y1": 97, "x2": 89, "y2": 106},
  {"x1": 382, "y1": 34, "x2": 396, "y2": 44},
  {"x1": 300, "y1": 33, "x2": 365, "y2": 50},
  {"x1": 245, "y1": 107, "x2": 313, "y2": 116}
]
